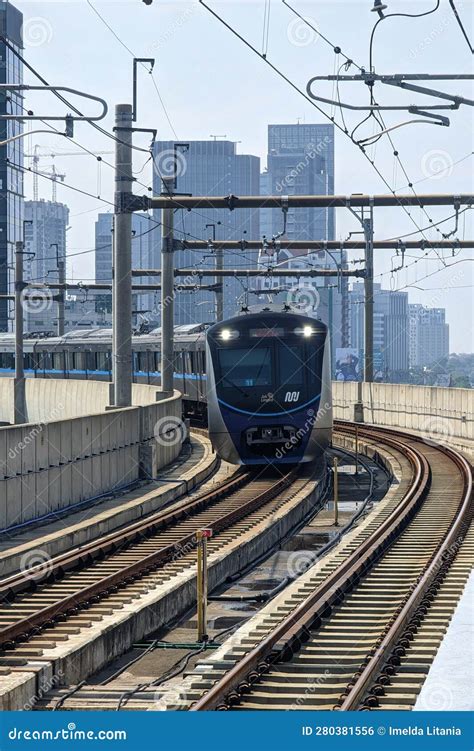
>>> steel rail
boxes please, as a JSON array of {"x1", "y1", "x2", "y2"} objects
[
  {"x1": 191, "y1": 425, "x2": 430, "y2": 711},
  {"x1": 192, "y1": 423, "x2": 472, "y2": 711},
  {"x1": 0, "y1": 470, "x2": 297, "y2": 650},
  {"x1": 338, "y1": 441, "x2": 473, "y2": 710},
  {"x1": 0, "y1": 471, "x2": 249, "y2": 600}
]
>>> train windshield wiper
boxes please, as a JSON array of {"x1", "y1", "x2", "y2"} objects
[{"x1": 221, "y1": 375, "x2": 250, "y2": 398}]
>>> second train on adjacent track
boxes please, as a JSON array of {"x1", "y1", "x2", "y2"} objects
[{"x1": 0, "y1": 304, "x2": 333, "y2": 465}]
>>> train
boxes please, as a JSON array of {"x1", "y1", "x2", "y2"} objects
[
  {"x1": 206, "y1": 305, "x2": 332, "y2": 465},
  {"x1": 0, "y1": 305, "x2": 333, "y2": 466},
  {"x1": 0, "y1": 323, "x2": 208, "y2": 418}
]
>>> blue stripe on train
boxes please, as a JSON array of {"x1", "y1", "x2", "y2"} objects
[
  {"x1": 217, "y1": 392, "x2": 321, "y2": 418},
  {"x1": 0, "y1": 368, "x2": 207, "y2": 381}
]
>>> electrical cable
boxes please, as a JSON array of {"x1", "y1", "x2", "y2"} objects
[
  {"x1": 449, "y1": 0, "x2": 473, "y2": 54},
  {"x1": 369, "y1": 1, "x2": 441, "y2": 72},
  {"x1": 0, "y1": 33, "x2": 151, "y2": 156},
  {"x1": 86, "y1": 0, "x2": 179, "y2": 139},
  {"x1": 280, "y1": 2, "x2": 464, "y2": 258},
  {"x1": 199, "y1": 1, "x2": 460, "y2": 261}
]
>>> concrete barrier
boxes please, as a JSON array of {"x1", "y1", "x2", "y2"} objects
[
  {"x1": 0, "y1": 380, "x2": 182, "y2": 531},
  {"x1": 333, "y1": 381, "x2": 473, "y2": 452}
]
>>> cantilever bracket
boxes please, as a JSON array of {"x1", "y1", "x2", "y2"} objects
[
  {"x1": 306, "y1": 72, "x2": 474, "y2": 119},
  {"x1": 0, "y1": 85, "x2": 108, "y2": 121}
]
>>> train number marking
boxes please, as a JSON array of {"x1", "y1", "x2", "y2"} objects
[{"x1": 284, "y1": 391, "x2": 300, "y2": 403}]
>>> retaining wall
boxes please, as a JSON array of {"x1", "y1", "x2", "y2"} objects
[
  {"x1": 333, "y1": 381, "x2": 473, "y2": 450},
  {"x1": 0, "y1": 380, "x2": 182, "y2": 531}
]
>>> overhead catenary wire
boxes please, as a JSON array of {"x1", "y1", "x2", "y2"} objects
[
  {"x1": 285, "y1": 2, "x2": 455, "y2": 251},
  {"x1": 449, "y1": 0, "x2": 473, "y2": 54},
  {"x1": 0, "y1": 33, "x2": 152, "y2": 157},
  {"x1": 86, "y1": 0, "x2": 179, "y2": 139},
  {"x1": 198, "y1": 0, "x2": 464, "y2": 261},
  {"x1": 284, "y1": 1, "x2": 470, "y2": 272}
]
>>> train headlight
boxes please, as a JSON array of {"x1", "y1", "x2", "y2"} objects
[
  {"x1": 220, "y1": 328, "x2": 238, "y2": 341},
  {"x1": 302, "y1": 325, "x2": 313, "y2": 337}
]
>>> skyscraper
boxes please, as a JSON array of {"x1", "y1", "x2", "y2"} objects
[
  {"x1": 262, "y1": 123, "x2": 335, "y2": 241},
  {"x1": 349, "y1": 282, "x2": 410, "y2": 381},
  {"x1": 95, "y1": 212, "x2": 159, "y2": 324},
  {"x1": 152, "y1": 140, "x2": 260, "y2": 324},
  {"x1": 0, "y1": 0, "x2": 23, "y2": 332},
  {"x1": 409, "y1": 304, "x2": 449, "y2": 369},
  {"x1": 23, "y1": 200, "x2": 69, "y2": 333},
  {"x1": 259, "y1": 123, "x2": 347, "y2": 359}
]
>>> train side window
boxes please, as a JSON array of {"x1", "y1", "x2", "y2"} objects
[
  {"x1": 52, "y1": 353, "x2": 62, "y2": 371},
  {"x1": 73, "y1": 352, "x2": 85, "y2": 371},
  {"x1": 41, "y1": 353, "x2": 52, "y2": 371},
  {"x1": 86, "y1": 351, "x2": 95, "y2": 371},
  {"x1": 0, "y1": 353, "x2": 14, "y2": 369},
  {"x1": 97, "y1": 352, "x2": 105, "y2": 371}
]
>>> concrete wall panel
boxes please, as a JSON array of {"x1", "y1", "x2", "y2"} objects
[
  {"x1": 0, "y1": 380, "x2": 182, "y2": 530},
  {"x1": 333, "y1": 382, "x2": 473, "y2": 448}
]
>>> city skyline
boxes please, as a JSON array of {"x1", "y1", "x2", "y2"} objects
[{"x1": 12, "y1": 0, "x2": 472, "y2": 352}]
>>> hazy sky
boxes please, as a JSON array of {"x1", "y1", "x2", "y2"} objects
[{"x1": 14, "y1": 0, "x2": 474, "y2": 351}]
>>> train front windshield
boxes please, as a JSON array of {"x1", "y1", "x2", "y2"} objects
[
  {"x1": 210, "y1": 332, "x2": 325, "y2": 414},
  {"x1": 217, "y1": 347, "x2": 273, "y2": 388}
]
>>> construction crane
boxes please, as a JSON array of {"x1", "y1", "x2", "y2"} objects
[
  {"x1": 25, "y1": 147, "x2": 113, "y2": 201},
  {"x1": 25, "y1": 148, "x2": 114, "y2": 161}
]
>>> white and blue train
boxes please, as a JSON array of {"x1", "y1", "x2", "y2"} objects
[
  {"x1": 0, "y1": 305, "x2": 332, "y2": 466},
  {"x1": 206, "y1": 305, "x2": 332, "y2": 465}
]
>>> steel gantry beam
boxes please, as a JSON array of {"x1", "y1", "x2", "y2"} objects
[
  {"x1": 145, "y1": 193, "x2": 474, "y2": 210},
  {"x1": 131, "y1": 269, "x2": 365, "y2": 278},
  {"x1": 173, "y1": 239, "x2": 474, "y2": 251}
]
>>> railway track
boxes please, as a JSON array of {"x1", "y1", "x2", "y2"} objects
[
  {"x1": 187, "y1": 423, "x2": 472, "y2": 711},
  {"x1": 0, "y1": 466, "x2": 319, "y2": 659}
]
